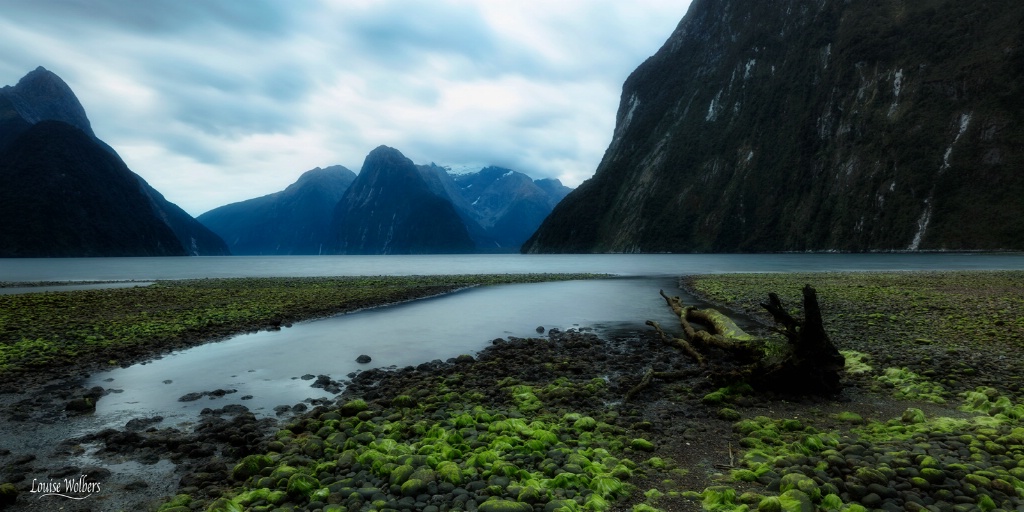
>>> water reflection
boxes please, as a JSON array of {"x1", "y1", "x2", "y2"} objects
[{"x1": 89, "y1": 277, "x2": 684, "y2": 424}]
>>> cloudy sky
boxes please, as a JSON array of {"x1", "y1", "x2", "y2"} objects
[{"x1": 0, "y1": 0, "x2": 692, "y2": 216}]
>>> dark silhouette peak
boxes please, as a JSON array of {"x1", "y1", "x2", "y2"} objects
[
  {"x1": 1, "y1": 66, "x2": 94, "y2": 137},
  {"x1": 364, "y1": 145, "x2": 411, "y2": 167},
  {"x1": 290, "y1": 165, "x2": 355, "y2": 189}
]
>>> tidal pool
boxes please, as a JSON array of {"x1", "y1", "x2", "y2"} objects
[{"x1": 88, "y1": 277, "x2": 688, "y2": 426}]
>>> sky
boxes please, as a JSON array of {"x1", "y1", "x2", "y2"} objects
[{"x1": 0, "y1": 0, "x2": 692, "y2": 216}]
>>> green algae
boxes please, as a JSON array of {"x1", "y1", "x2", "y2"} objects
[{"x1": 0, "y1": 274, "x2": 605, "y2": 378}]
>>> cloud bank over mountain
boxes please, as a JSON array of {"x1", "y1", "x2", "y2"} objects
[{"x1": 0, "y1": 0, "x2": 691, "y2": 215}]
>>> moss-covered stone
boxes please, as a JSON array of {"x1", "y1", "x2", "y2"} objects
[{"x1": 477, "y1": 498, "x2": 534, "y2": 512}]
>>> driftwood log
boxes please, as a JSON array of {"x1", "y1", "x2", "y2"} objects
[{"x1": 637, "y1": 285, "x2": 845, "y2": 398}]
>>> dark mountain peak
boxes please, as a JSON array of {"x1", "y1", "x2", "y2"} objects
[
  {"x1": 0, "y1": 120, "x2": 185, "y2": 257},
  {"x1": 352, "y1": 146, "x2": 432, "y2": 199},
  {"x1": 1, "y1": 66, "x2": 94, "y2": 137},
  {"x1": 533, "y1": 178, "x2": 572, "y2": 206},
  {"x1": 525, "y1": 0, "x2": 1024, "y2": 253},
  {"x1": 198, "y1": 165, "x2": 356, "y2": 255},
  {"x1": 330, "y1": 146, "x2": 474, "y2": 254},
  {"x1": 365, "y1": 145, "x2": 411, "y2": 167},
  {"x1": 285, "y1": 165, "x2": 356, "y2": 195}
]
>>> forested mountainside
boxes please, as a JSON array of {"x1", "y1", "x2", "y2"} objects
[{"x1": 524, "y1": 0, "x2": 1024, "y2": 253}]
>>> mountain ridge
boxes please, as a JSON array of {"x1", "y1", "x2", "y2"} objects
[
  {"x1": 0, "y1": 67, "x2": 230, "y2": 257},
  {"x1": 330, "y1": 146, "x2": 475, "y2": 254},
  {"x1": 524, "y1": 0, "x2": 1024, "y2": 253},
  {"x1": 198, "y1": 166, "x2": 357, "y2": 255}
]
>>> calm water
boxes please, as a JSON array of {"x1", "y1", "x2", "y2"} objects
[
  {"x1": 3, "y1": 253, "x2": 1022, "y2": 430},
  {"x1": 3, "y1": 252, "x2": 1024, "y2": 282}
]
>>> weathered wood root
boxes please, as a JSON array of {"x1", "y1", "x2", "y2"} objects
[
  {"x1": 659, "y1": 290, "x2": 760, "y2": 362},
  {"x1": 639, "y1": 285, "x2": 845, "y2": 397},
  {"x1": 646, "y1": 320, "x2": 705, "y2": 366},
  {"x1": 623, "y1": 368, "x2": 703, "y2": 402}
]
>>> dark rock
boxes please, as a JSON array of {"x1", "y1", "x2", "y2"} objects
[
  {"x1": 124, "y1": 480, "x2": 149, "y2": 490},
  {"x1": 356, "y1": 355, "x2": 372, "y2": 364},
  {"x1": 861, "y1": 493, "x2": 882, "y2": 508},
  {"x1": 126, "y1": 416, "x2": 163, "y2": 431},
  {"x1": 83, "y1": 467, "x2": 112, "y2": 481},
  {"x1": 12, "y1": 454, "x2": 35, "y2": 465},
  {"x1": 0, "y1": 483, "x2": 18, "y2": 507},
  {"x1": 178, "y1": 392, "x2": 204, "y2": 402},
  {"x1": 47, "y1": 466, "x2": 79, "y2": 478},
  {"x1": 65, "y1": 397, "x2": 95, "y2": 413}
]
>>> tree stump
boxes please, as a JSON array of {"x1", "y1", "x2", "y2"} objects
[{"x1": 646, "y1": 285, "x2": 845, "y2": 396}]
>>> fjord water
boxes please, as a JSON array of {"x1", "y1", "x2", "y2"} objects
[
  {"x1": 5, "y1": 253, "x2": 1022, "y2": 429},
  {"x1": 3, "y1": 252, "x2": 1024, "y2": 282}
]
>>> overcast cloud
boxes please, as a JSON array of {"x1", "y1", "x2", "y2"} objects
[{"x1": 0, "y1": 0, "x2": 692, "y2": 216}]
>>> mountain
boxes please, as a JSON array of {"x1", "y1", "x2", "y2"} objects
[
  {"x1": 449, "y1": 166, "x2": 571, "y2": 251},
  {"x1": 0, "y1": 67, "x2": 229, "y2": 257},
  {"x1": 330, "y1": 146, "x2": 475, "y2": 254},
  {"x1": 524, "y1": 0, "x2": 1024, "y2": 253},
  {"x1": 197, "y1": 166, "x2": 357, "y2": 255},
  {"x1": 0, "y1": 121, "x2": 186, "y2": 257}
]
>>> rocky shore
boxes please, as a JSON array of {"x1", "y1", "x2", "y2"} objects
[{"x1": 1, "y1": 271, "x2": 1023, "y2": 511}]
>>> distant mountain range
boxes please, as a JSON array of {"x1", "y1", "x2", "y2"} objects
[
  {"x1": 525, "y1": 0, "x2": 1024, "y2": 252},
  {"x1": 199, "y1": 147, "x2": 571, "y2": 255},
  {"x1": 0, "y1": 67, "x2": 229, "y2": 257},
  {"x1": 198, "y1": 166, "x2": 357, "y2": 255},
  {"x1": 0, "y1": 67, "x2": 571, "y2": 257}
]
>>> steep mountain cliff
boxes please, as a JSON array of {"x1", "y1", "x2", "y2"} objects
[
  {"x1": 0, "y1": 67, "x2": 229, "y2": 257},
  {"x1": 198, "y1": 166, "x2": 356, "y2": 255},
  {"x1": 0, "y1": 122, "x2": 186, "y2": 257},
  {"x1": 524, "y1": 0, "x2": 1024, "y2": 253},
  {"x1": 330, "y1": 146, "x2": 475, "y2": 254}
]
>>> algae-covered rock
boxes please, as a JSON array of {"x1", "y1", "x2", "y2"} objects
[
  {"x1": 339, "y1": 399, "x2": 369, "y2": 417},
  {"x1": 573, "y1": 416, "x2": 597, "y2": 431},
  {"x1": 205, "y1": 498, "x2": 243, "y2": 512},
  {"x1": 233, "y1": 454, "x2": 274, "y2": 481},
  {"x1": 392, "y1": 395, "x2": 416, "y2": 407},
  {"x1": 630, "y1": 438, "x2": 655, "y2": 452},
  {"x1": 758, "y1": 496, "x2": 783, "y2": 512},
  {"x1": 400, "y1": 478, "x2": 426, "y2": 496},
  {"x1": 0, "y1": 483, "x2": 19, "y2": 507},
  {"x1": 517, "y1": 485, "x2": 545, "y2": 503},
  {"x1": 718, "y1": 408, "x2": 742, "y2": 421},
  {"x1": 286, "y1": 473, "x2": 319, "y2": 497},
  {"x1": 778, "y1": 489, "x2": 813, "y2": 512},
  {"x1": 835, "y1": 411, "x2": 864, "y2": 424},
  {"x1": 779, "y1": 473, "x2": 820, "y2": 500},
  {"x1": 901, "y1": 408, "x2": 926, "y2": 424},
  {"x1": 436, "y1": 461, "x2": 462, "y2": 485},
  {"x1": 478, "y1": 498, "x2": 534, "y2": 512}
]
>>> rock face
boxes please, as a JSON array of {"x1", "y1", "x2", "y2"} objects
[
  {"x1": 524, "y1": 0, "x2": 1024, "y2": 253},
  {"x1": 418, "y1": 164, "x2": 572, "y2": 252},
  {"x1": 0, "y1": 122, "x2": 186, "y2": 256},
  {"x1": 452, "y1": 167, "x2": 571, "y2": 251},
  {"x1": 0, "y1": 67, "x2": 229, "y2": 257},
  {"x1": 330, "y1": 146, "x2": 475, "y2": 254},
  {"x1": 198, "y1": 166, "x2": 357, "y2": 255}
]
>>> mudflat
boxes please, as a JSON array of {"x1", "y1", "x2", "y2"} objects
[{"x1": 1, "y1": 271, "x2": 1022, "y2": 511}]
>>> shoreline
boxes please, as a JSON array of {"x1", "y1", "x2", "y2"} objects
[{"x1": 0, "y1": 271, "x2": 1022, "y2": 511}]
